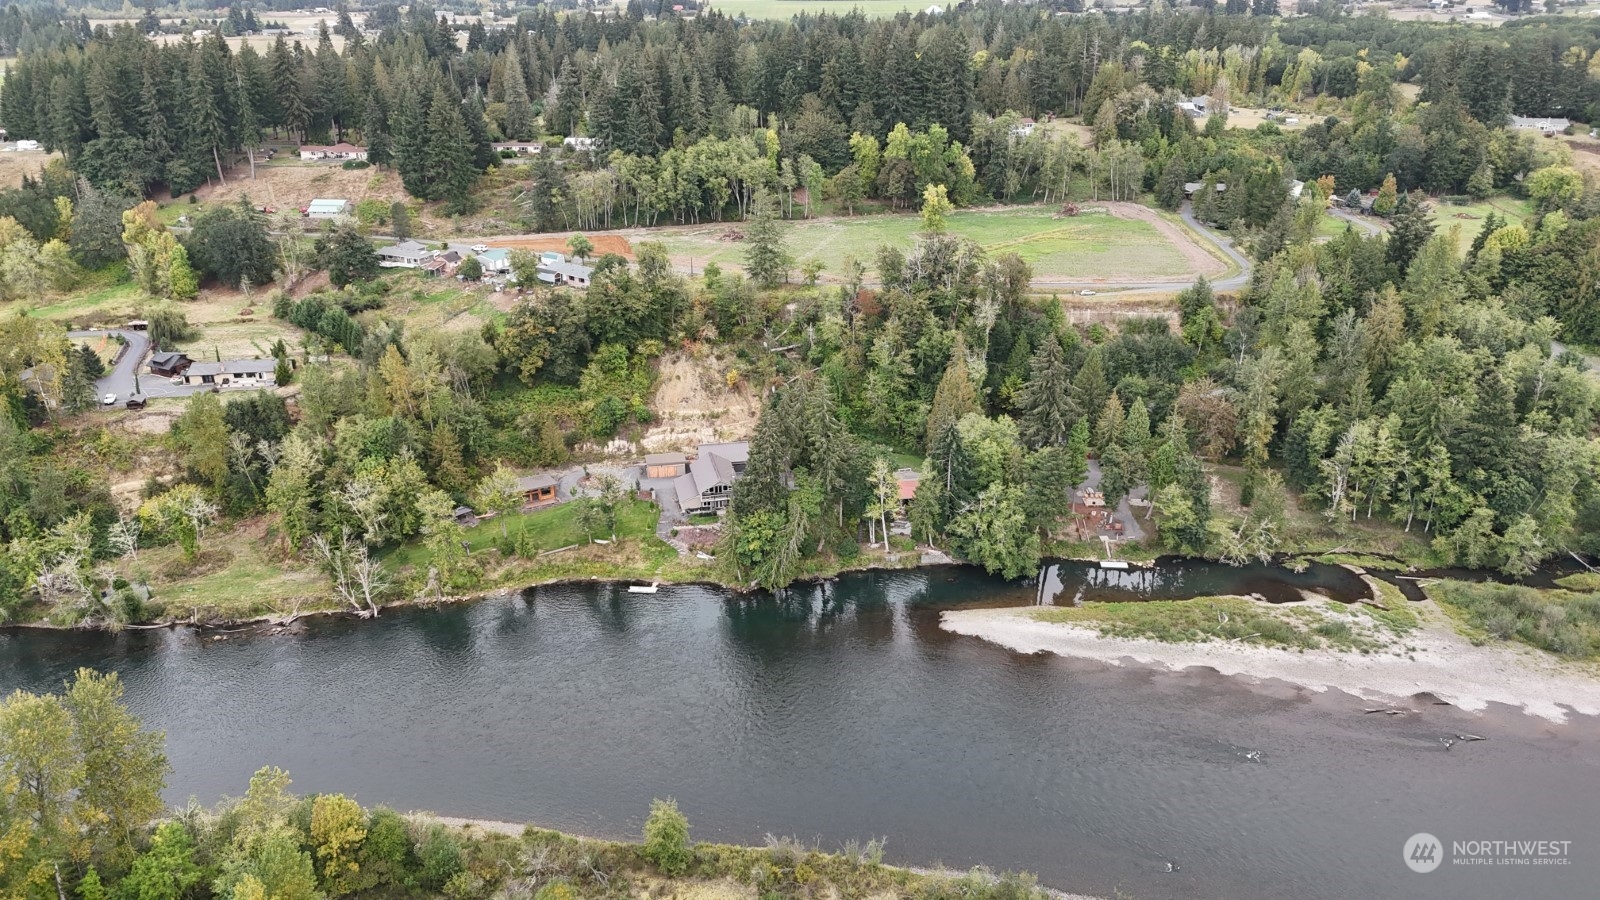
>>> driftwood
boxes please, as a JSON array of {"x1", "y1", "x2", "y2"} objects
[
  {"x1": 1570, "y1": 551, "x2": 1598, "y2": 573},
  {"x1": 538, "y1": 543, "x2": 580, "y2": 557}
]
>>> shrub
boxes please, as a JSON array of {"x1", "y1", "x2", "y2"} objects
[
  {"x1": 415, "y1": 824, "x2": 464, "y2": 889},
  {"x1": 642, "y1": 798, "x2": 692, "y2": 876}
]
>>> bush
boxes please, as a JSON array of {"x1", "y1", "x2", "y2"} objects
[
  {"x1": 642, "y1": 798, "x2": 692, "y2": 876},
  {"x1": 415, "y1": 824, "x2": 464, "y2": 889},
  {"x1": 1434, "y1": 581, "x2": 1600, "y2": 658}
]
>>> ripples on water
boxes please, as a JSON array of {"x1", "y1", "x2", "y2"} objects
[{"x1": 0, "y1": 563, "x2": 1596, "y2": 900}]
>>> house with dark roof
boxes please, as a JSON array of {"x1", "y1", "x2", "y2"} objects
[
  {"x1": 673, "y1": 442, "x2": 750, "y2": 515},
  {"x1": 148, "y1": 351, "x2": 193, "y2": 377},
  {"x1": 422, "y1": 250, "x2": 463, "y2": 277}
]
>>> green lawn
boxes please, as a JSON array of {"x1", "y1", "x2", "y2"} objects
[
  {"x1": 22, "y1": 269, "x2": 141, "y2": 321},
  {"x1": 383, "y1": 498, "x2": 665, "y2": 570},
  {"x1": 1429, "y1": 196, "x2": 1535, "y2": 257},
  {"x1": 651, "y1": 206, "x2": 1192, "y2": 281}
]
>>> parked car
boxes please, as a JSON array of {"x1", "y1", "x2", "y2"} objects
[
  {"x1": 125, "y1": 396, "x2": 146, "y2": 410},
  {"x1": 1079, "y1": 289, "x2": 1096, "y2": 296},
  {"x1": 101, "y1": 392, "x2": 117, "y2": 406}
]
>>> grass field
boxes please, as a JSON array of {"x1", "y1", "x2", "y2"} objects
[
  {"x1": 1429, "y1": 197, "x2": 1535, "y2": 256},
  {"x1": 383, "y1": 498, "x2": 666, "y2": 572},
  {"x1": 645, "y1": 206, "x2": 1195, "y2": 282}
]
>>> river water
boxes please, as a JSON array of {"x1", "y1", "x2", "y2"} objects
[{"x1": 1, "y1": 562, "x2": 1596, "y2": 900}]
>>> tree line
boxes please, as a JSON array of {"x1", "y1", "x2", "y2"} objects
[{"x1": 7, "y1": 2, "x2": 1600, "y2": 210}]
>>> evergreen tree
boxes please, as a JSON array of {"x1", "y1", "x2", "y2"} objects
[
  {"x1": 362, "y1": 92, "x2": 391, "y2": 168},
  {"x1": 1156, "y1": 154, "x2": 1187, "y2": 210},
  {"x1": 743, "y1": 189, "x2": 790, "y2": 289},
  {"x1": 1074, "y1": 349, "x2": 1111, "y2": 431},
  {"x1": 391, "y1": 78, "x2": 427, "y2": 196},
  {"x1": 1016, "y1": 334, "x2": 1078, "y2": 448},
  {"x1": 1387, "y1": 193, "x2": 1437, "y2": 276},
  {"x1": 925, "y1": 338, "x2": 981, "y2": 451},
  {"x1": 1092, "y1": 392, "x2": 1125, "y2": 456},
  {"x1": 423, "y1": 83, "x2": 476, "y2": 212},
  {"x1": 185, "y1": 49, "x2": 228, "y2": 187},
  {"x1": 501, "y1": 44, "x2": 536, "y2": 141}
]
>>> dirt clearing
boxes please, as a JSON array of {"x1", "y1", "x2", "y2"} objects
[
  {"x1": 179, "y1": 161, "x2": 405, "y2": 215},
  {"x1": 1102, "y1": 202, "x2": 1228, "y2": 277},
  {"x1": 485, "y1": 233, "x2": 634, "y2": 257},
  {"x1": 644, "y1": 352, "x2": 762, "y2": 451},
  {"x1": 0, "y1": 148, "x2": 61, "y2": 189}
]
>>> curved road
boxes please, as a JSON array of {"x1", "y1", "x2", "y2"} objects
[
  {"x1": 1328, "y1": 206, "x2": 1383, "y2": 236},
  {"x1": 69, "y1": 329, "x2": 148, "y2": 401}
]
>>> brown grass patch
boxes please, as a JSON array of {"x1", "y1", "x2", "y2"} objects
[
  {"x1": 485, "y1": 233, "x2": 634, "y2": 258},
  {"x1": 0, "y1": 148, "x2": 61, "y2": 190}
]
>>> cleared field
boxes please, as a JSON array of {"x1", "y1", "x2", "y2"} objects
[
  {"x1": 634, "y1": 205, "x2": 1205, "y2": 283},
  {"x1": 1429, "y1": 197, "x2": 1535, "y2": 256},
  {"x1": 176, "y1": 157, "x2": 403, "y2": 211},
  {"x1": 1227, "y1": 106, "x2": 1309, "y2": 131},
  {"x1": 0, "y1": 147, "x2": 61, "y2": 189}
]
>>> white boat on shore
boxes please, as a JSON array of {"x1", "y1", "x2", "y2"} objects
[
  {"x1": 1099, "y1": 560, "x2": 1130, "y2": 570},
  {"x1": 627, "y1": 582, "x2": 660, "y2": 594}
]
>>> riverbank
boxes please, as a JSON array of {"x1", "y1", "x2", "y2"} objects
[
  {"x1": 941, "y1": 596, "x2": 1600, "y2": 722},
  {"x1": 420, "y1": 815, "x2": 1109, "y2": 900}
]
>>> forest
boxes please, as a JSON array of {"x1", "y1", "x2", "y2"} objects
[
  {"x1": 7, "y1": 2, "x2": 1600, "y2": 204},
  {"x1": 0, "y1": 1, "x2": 1596, "y2": 620}
]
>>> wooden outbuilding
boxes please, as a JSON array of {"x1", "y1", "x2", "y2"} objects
[
  {"x1": 644, "y1": 452, "x2": 688, "y2": 479},
  {"x1": 515, "y1": 474, "x2": 560, "y2": 507}
]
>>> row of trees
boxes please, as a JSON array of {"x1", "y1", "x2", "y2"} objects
[{"x1": 10, "y1": 2, "x2": 1600, "y2": 207}]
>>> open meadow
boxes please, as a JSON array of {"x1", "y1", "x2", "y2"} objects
[
  {"x1": 632, "y1": 203, "x2": 1220, "y2": 284},
  {"x1": 1429, "y1": 196, "x2": 1535, "y2": 256}
]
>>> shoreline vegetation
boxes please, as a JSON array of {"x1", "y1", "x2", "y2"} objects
[
  {"x1": 940, "y1": 581, "x2": 1600, "y2": 723},
  {"x1": 0, "y1": 671, "x2": 1096, "y2": 900}
]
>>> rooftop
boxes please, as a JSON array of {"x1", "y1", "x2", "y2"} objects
[{"x1": 514, "y1": 474, "x2": 560, "y2": 492}]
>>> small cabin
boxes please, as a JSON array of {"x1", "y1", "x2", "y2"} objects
[{"x1": 516, "y1": 474, "x2": 560, "y2": 507}]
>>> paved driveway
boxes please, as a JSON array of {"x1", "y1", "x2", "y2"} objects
[
  {"x1": 70, "y1": 329, "x2": 146, "y2": 401},
  {"x1": 68, "y1": 329, "x2": 277, "y2": 404}
]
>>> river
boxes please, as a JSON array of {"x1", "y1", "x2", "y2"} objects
[{"x1": 1, "y1": 562, "x2": 1596, "y2": 900}]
